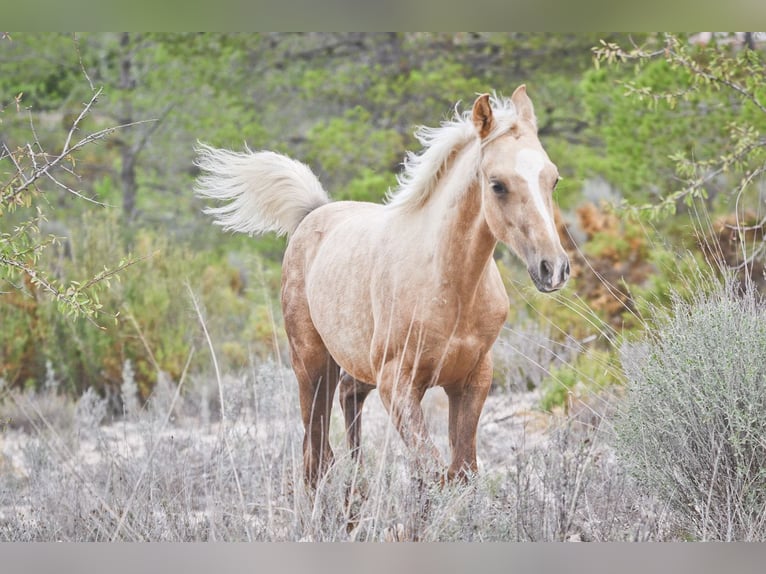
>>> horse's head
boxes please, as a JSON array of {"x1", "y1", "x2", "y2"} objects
[{"x1": 473, "y1": 86, "x2": 570, "y2": 293}]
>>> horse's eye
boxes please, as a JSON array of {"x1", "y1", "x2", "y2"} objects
[
  {"x1": 553, "y1": 177, "x2": 561, "y2": 191},
  {"x1": 491, "y1": 181, "x2": 508, "y2": 195}
]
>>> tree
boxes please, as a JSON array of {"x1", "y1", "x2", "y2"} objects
[
  {"x1": 586, "y1": 34, "x2": 766, "y2": 217},
  {"x1": 583, "y1": 33, "x2": 766, "y2": 285}
]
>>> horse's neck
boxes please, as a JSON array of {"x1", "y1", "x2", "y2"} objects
[{"x1": 423, "y1": 150, "x2": 497, "y2": 302}]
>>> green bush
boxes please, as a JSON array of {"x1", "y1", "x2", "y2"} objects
[
  {"x1": 0, "y1": 212, "x2": 284, "y2": 403},
  {"x1": 616, "y1": 281, "x2": 766, "y2": 540}
]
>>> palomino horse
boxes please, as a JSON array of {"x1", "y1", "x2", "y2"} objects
[{"x1": 195, "y1": 86, "x2": 570, "y2": 487}]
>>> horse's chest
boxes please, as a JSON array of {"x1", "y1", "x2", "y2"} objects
[
  {"x1": 405, "y1": 303, "x2": 505, "y2": 385},
  {"x1": 435, "y1": 334, "x2": 487, "y2": 382},
  {"x1": 439, "y1": 316, "x2": 502, "y2": 377}
]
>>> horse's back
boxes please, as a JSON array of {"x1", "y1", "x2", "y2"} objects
[
  {"x1": 285, "y1": 200, "x2": 385, "y2": 279},
  {"x1": 293, "y1": 200, "x2": 381, "y2": 242}
]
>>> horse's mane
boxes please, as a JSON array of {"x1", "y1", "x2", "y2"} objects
[{"x1": 385, "y1": 94, "x2": 518, "y2": 211}]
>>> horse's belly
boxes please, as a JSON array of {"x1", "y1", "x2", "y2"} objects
[{"x1": 312, "y1": 315, "x2": 376, "y2": 383}]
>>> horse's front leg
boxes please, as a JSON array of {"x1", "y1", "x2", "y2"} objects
[
  {"x1": 444, "y1": 353, "x2": 493, "y2": 481},
  {"x1": 377, "y1": 360, "x2": 444, "y2": 475}
]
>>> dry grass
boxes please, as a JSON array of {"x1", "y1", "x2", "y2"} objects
[{"x1": 0, "y1": 357, "x2": 667, "y2": 542}]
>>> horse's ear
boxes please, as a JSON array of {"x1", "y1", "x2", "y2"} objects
[
  {"x1": 472, "y1": 93, "x2": 494, "y2": 139},
  {"x1": 511, "y1": 84, "x2": 536, "y2": 129}
]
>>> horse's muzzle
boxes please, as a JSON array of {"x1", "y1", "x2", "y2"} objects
[{"x1": 530, "y1": 256, "x2": 570, "y2": 293}]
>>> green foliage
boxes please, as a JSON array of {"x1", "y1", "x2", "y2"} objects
[
  {"x1": 586, "y1": 34, "x2": 766, "y2": 221},
  {"x1": 539, "y1": 348, "x2": 622, "y2": 412},
  {"x1": 1, "y1": 211, "x2": 283, "y2": 398},
  {"x1": 305, "y1": 106, "x2": 402, "y2": 199},
  {"x1": 0, "y1": 33, "x2": 92, "y2": 111},
  {"x1": 580, "y1": 56, "x2": 699, "y2": 199},
  {"x1": 342, "y1": 168, "x2": 398, "y2": 203}
]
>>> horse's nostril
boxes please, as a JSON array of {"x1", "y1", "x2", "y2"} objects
[
  {"x1": 540, "y1": 260, "x2": 552, "y2": 281},
  {"x1": 558, "y1": 260, "x2": 571, "y2": 286}
]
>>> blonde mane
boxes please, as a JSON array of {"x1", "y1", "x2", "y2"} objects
[{"x1": 386, "y1": 94, "x2": 518, "y2": 211}]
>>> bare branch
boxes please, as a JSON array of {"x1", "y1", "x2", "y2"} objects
[
  {"x1": 130, "y1": 103, "x2": 174, "y2": 156},
  {"x1": 1, "y1": 143, "x2": 27, "y2": 193},
  {"x1": 44, "y1": 170, "x2": 112, "y2": 208},
  {"x1": 61, "y1": 87, "x2": 103, "y2": 155},
  {"x1": 2, "y1": 118, "x2": 156, "y2": 205},
  {"x1": 71, "y1": 119, "x2": 157, "y2": 155}
]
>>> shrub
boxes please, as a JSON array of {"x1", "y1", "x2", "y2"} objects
[
  {"x1": 616, "y1": 280, "x2": 766, "y2": 540},
  {"x1": 0, "y1": 211, "x2": 284, "y2": 403}
]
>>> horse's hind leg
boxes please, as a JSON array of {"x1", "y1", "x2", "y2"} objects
[
  {"x1": 338, "y1": 373, "x2": 375, "y2": 460},
  {"x1": 338, "y1": 373, "x2": 375, "y2": 534},
  {"x1": 297, "y1": 348, "x2": 340, "y2": 488},
  {"x1": 286, "y1": 323, "x2": 340, "y2": 488}
]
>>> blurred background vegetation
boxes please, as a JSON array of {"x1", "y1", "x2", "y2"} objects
[{"x1": 2, "y1": 32, "x2": 765, "y2": 409}]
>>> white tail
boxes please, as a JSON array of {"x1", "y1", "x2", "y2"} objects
[{"x1": 194, "y1": 143, "x2": 330, "y2": 237}]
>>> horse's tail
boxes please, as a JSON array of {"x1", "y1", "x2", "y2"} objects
[{"x1": 194, "y1": 143, "x2": 330, "y2": 237}]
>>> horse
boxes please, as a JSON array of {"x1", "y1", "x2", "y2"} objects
[{"x1": 194, "y1": 86, "x2": 570, "y2": 487}]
